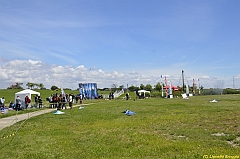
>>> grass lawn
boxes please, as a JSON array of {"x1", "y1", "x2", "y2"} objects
[{"x1": 0, "y1": 94, "x2": 239, "y2": 159}]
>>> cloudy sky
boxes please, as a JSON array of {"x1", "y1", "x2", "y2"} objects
[{"x1": 0, "y1": 0, "x2": 239, "y2": 89}]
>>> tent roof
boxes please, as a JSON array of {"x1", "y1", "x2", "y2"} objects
[
  {"x1": 15, "y1": 89, "x2": 40, "y2": 95},
  {"x1": 163, "y1": 85, "x2": 179, "y2": 91},
  {"x1": 138, "y1": 90, "x2": 151, "y2": 93}
]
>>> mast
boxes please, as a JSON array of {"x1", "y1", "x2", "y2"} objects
[
  {"x1": 161, "y1": 75, "x2": 164, "y2": 98},
  {"x1": 182, "y1": 70, "x2": 184, "y2": 92},
  {"x1": 198, "y1": 79, "x2": 200, "y2": 95},
  {"x1": 164, "y1": 76, "x2": 168, "y2": 97},
  {"x1": 193, "y1": 78, "x2": 195, "y2": 95}
]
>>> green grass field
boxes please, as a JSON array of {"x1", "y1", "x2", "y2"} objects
[{"x1": 0, "y1": 90, "x2": 239, "y2": 159}]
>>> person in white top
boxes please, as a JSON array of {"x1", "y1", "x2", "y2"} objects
[
  {"x1": 69, "y1": 94, "x2": 73, "y2": 109},
  {"x1": 0, "y1": 97, "x2": 5, "y2": 108}
]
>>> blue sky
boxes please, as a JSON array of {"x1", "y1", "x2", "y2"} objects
[{"x1": 0, "y1": 0, "x2": 239, "y2": 89}]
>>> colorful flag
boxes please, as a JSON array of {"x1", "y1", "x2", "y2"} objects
[{"x1": 60, "y1": 87, "x2": 66, "y2": 97}]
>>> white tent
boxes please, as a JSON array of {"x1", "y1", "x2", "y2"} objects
[
  {"x1": 138, "y1": 90, "x2": 151, "y2": 97},
  {"x1": 15, "y1": 89, "x2": 40, "y2": 108}
]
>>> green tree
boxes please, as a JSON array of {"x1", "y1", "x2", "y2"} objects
[
  {"x1": 34, "y1": 83, "x2": 40, "y2": 89},
  {"x1": 119, "y1": 85, "x2": 124, "y2": 90},
  {"x1": 140, "y1": 84, "x2": 145, "y2": 90},
  {"x1": 145, "y1": 84, "x2": 152, "y2": 91},
  {"x1": 155, "y1": 82, "x2": 162, "y2": 92},
  {"x1": 128, "y1": 85, "x2": 135, "y2": 92},
  {"x1": 26, "y1": 82, "x2": 34, "y2": 89},
  {"x1": 39, "y1": 83, "x2": 44, "y2": 90},
  {"x1": 51, "y1": 85, "x2": 59, "y2": 90}
]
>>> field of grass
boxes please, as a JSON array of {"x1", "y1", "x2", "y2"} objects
[{"x1": 0, "y1": 91, "x2": 239, "y2": 158}]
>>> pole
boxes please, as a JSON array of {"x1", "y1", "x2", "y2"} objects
[
  {"x1": 198, "y1": 79, "x2": 200, "y2": 95},
  {"x1": 161, "y1": 75, "x2": 164, "y2": 98},
  {"x1": 182, "y1": 70, "x2": 184, "y2": 92},
  {"x1": 193, "y1": 78, "x2": 195, "y2": 95}
]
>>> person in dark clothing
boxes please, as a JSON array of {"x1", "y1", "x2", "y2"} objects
[
  {"x1": 126, "y1": 92, "x2": 129, "y2": 100},
  {"x1": 38, "y1": 96, "x2": 43, "y2": 108},
  {"x1": 61, "y1": 96, "x2": 66, "y2": 109},
  {"x1": 35, "y1": 95, "x2": 39, "y2": 108}
]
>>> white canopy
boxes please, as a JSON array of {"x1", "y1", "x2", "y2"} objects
[
  {"x1": 15, "y1": 89, "x2": 40, "y2": 107},
  {"x1": 138, "y1": 90, "x2": 151, "y2": 97}
]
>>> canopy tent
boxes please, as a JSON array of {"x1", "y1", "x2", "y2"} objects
[
  {"x1": 163, "y1": 85, "x2": 179, "y2": 91},
  {"x1": 15, "y1": 89, "x2": 40, "y2": 108},
  {"x1": 138, "y1": 90, "x2": 151, "y2": 97}
]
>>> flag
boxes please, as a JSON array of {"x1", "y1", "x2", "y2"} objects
[
  {"x1": 164, "y1": 76, "x2": 167, "y2": 85},
  {"x1": 60, "y1": 87, "x2": 66, "y2": 97}
]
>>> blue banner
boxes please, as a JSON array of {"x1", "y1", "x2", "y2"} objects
[{"x1": 79, "y1": 83, "x2": 98, "y2": 99}]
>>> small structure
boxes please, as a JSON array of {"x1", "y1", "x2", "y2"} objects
[
  {"x1": 163, "y1": 85, "x2": 179, "y2": 91},
  {"x1": 79, "y1": 83, "x2": 98, "y2": 99},
  {"x1": 15, "y1": 89, "x2": 40, "y2": 108},
  {"x1": 163, "y1": 85, "x2": 179, "y2": 98},
  {"x1": 138, "y1": 90, "x2": 151, "y2": 98}
]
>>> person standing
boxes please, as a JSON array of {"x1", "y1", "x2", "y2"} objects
[
  {"x1": 126, "y1": 92, "x2": 129, "y2": 100},
  {"x1": 16, "y1": 96, "x2": 22, "y2": 111},
  {"x1": 38, "y1": 96, "x2": 43, "y2": 108},
  {"x1": 25, "y1": 95, "x2": 31, "y2": 109},
  {"x1": 79, "y1": 94, "x2": 83, "y2": 104},
  {"x1": 57, "y1": 94, "x2": 62, "y2": 110},
  {"x1": 69, "y1": 94, "x2": 73, "y2": 109},
  {"x1": 0, "y1": 97, "x2": 5, "y2": 108},
  {"x1": 61, "y1": 96, "x2": 67, "y2": 110},
  {"x1": 34, "y1": 95, "x2": 39, "y2": 108}
]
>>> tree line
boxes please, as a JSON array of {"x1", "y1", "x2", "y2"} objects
[{"x1": 7, "y1": 82, "x2": 46, "y2": 90}]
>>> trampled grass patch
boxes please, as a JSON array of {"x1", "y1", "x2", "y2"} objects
[{"x1": 0, "y1": 95, "x2": 239, "y2": 158}]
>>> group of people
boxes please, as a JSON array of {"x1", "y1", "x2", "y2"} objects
[
  {"x1": 108, "y1": 92, "x2": 114, "y2": 100},
  {"x1": 14, "y1": 95, "x2": 42, "y2": 110},
  {"x1": 1, "y1": 93, "x2": 84, "y2": 111},
  {"x1": 4, "y1": 94, "x2": 43, "y2": 111},
  {"x1": 34, "y1": 95, "x2": 43, "y2": 108},
  {"x1": 47, "y1": 93, "x2": 82, "y2": 110}
]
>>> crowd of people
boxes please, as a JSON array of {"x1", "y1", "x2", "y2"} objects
[
  {"x1": 14, "y1": 95, "x2": 42, "y2": 110},
  {"x1": 46, "y1": 93, "x2": 83, "y2": 110},
  {"x1": 1, "y1": 95, "x2": 38, "y2": 111},
  {"x1": 0, "y1": 92, "x2": 84, "y2": 112}
]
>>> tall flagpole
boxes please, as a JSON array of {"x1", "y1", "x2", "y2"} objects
[
  {"x1": 161, "y1": 75, "x2": 164, "y2": 98},
  {"x1": 182, "y1": 70, "x2": 184, "y2": 92},
  {"x1": 164, "y1": 76, "x2": 168, "y2": 97},
  {"x1": 198, "y1": 79, "x2": 200, "y2": 95},
  {"x1": 193, "y1": 78, "x2": 195, "y2": 95}
]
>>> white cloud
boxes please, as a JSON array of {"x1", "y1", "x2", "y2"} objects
[
  {"x1": 0, "y1": 59, "x2": 239, "y2": 89},
  {"x1": 202, "y1": 76, "x2": 210, "y2": 79}
]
